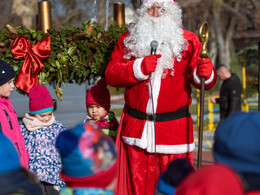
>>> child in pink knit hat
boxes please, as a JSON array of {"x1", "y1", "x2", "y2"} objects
[
  {"x1": 20, "y1": 85, "x2": 66, "y2": 195},
  {"x1": 85, "y1": 78, "x2": 119, "y2": 142}
]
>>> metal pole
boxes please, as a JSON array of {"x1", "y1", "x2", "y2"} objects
[
  {"x1": 197, "y1": 21, "x2": 209, "y2": 169},
  {"x1": 197, "y1": 78, "x2": 205, "y2": 168}
]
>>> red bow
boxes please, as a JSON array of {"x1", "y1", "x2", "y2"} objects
[{"x1": 11, "y1": 35, "x2": 51, "y2": 93}]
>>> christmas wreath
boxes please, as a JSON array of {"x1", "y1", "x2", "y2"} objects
[{"x1": 0, "y1": 22, "x2": 128, "y2": 100}]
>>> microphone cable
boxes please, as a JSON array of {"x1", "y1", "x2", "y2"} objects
[
  {"x1": 149, "y1": 40, "x2": 158, "y2": 194},
  {"x1": 149, "y1": 78, "x2": 157, "y2": 195}
]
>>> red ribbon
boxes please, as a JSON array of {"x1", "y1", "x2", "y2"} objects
[{"x1": 11, "y1": 35, "x2": 51, "y2": 93}]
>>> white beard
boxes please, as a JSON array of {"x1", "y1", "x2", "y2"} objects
[{"x1": 124, "y1": 2, "x2": 188, "y2": 79}]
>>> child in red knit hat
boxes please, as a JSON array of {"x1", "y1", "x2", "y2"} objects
[
  {"x1": 85, "y1": 78, "x2": 119, "y2": 142},
  {"x1": 20, "y1": 85, "x2": 66, "y2": 195}
]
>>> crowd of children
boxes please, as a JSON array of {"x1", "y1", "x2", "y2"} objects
[
  {"x1": 1, "y1": 55, "x2": 260, "y2": 195},
  {"x1": 0, "y1": 60, "x2": 119, "y2": 194}
]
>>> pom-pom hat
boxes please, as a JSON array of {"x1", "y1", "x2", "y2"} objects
[
  {"x1": 86, "y1": 79, "x2": 111, "y2": 111},
  {"x1": 56, "y1": 121, "x2": 118, "y2": 188},
  {"x1": 29, "y1": 85, "x2": 54, "y2": 114},
  {"x1": 0, "y1": 60, "x2": 15, "y2": 86}
]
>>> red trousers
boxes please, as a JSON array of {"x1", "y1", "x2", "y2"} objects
[{"x1": 125, "y1": 144, "x2": 193, "y2": 195}]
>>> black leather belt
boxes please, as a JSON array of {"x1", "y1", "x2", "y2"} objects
[{"x1": 126, "y1": 105, "x2": 190, "y2": 122}]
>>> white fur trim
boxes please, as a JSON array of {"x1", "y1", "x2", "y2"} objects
[
  {"x1": 142, "y1": 0, "x2": 173, "y2": 3},
  {"x1": 193, "y1": 67, "x2": 215, "y2": 85},
  {"x1": 123, "y1": 70, "x2": 195, "y2": 154},
  {"x1": 133, "y1": 58, "x2": 150, "y2": 81},
  {"x1": 205, "y1": 69, "x2": 215, "y2": 84},
  {"x1": 122, "y1": 135, "x2": 195, "y2": 154},
  {"x1": 150, "y1": 143, "x2": 195, "y2": 154}
]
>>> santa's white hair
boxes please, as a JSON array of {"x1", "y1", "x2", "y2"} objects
[{"x1": 124, "y1": 1, "x2": 188, "y2": 78}]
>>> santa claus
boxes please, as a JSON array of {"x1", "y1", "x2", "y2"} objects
[{"x1": 105, "y1": 0, "x2": 217, "y2": 194}]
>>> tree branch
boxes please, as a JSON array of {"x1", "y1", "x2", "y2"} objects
[
  {"x1": 59, "y1": 10, "x2": 84, "y2": 25},
  {"x1": 220, "y1": 2, "x2": 247, "y2": 22},
  {"x1": 226, "y1": 0, "x2": 242, "y2": 42}
]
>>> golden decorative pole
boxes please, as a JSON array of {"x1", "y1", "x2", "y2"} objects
[
  {"x1": 197, "y1": 21, "x2": 209, "y2": 169},
  {"x1": 38, "y1": 1, "x2": 52, "y2": 33},
  {"x1": 113, "y1": 3, "x2": 125, "y2": 26}
]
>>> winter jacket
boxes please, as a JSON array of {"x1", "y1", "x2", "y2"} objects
[
  {"x1": 20, "y1": 119, "x2": 65, "y2": 187},
  {"x1": 0, "y1": 97, "x2": 29, "y2": 168},
  {"x1": 85, "y1": 111, "x2": 119, "y2": 142},
  {"x1": 216, "y1": 73, "x2": 242, "y2": 119},
  {"x1": 0, "y1": 168, "x2": 44, "y2": 195}
]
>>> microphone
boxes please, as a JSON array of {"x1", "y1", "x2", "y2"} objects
[
  {"x1": 150, "y1": 40, "x2": 158, "y2": 55},
  {"x1": 149, "y1": 40, "x2": 158, "y2": 77}
]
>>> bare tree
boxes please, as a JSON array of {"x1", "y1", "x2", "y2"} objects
[
  {"x1": 12, "y1": 0, "x2": 37, "y2": 29},
  {"x1": 180, "y1": 0, "x2": 259, "y2": 69},
  {"x1": 0, "y1": 0, "x2": 37, "y2": 29},
  {"x1": 211, "y1": 0, "x2": 246, "y2": 68},
  {"x1": 131, "y1": 0, "x2": 141, "y2": 9}
]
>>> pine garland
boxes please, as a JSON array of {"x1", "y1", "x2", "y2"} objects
[{"x1": 0, "y1": 21, "x2": 128, "y2": 100}]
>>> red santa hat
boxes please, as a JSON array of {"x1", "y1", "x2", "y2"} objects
[{"x1": 142, "y1": 0, "x2": 175, "y2": 3}]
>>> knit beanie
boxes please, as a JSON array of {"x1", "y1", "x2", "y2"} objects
[
  {"x1": 213, "y1": 112, "x2": 260, "y2": 174},
  {"x1": 86, "y1": 79, "x2": 111, "y2": 111},
  {"x1": 0, "y1": 60, "x2": 15, "y2": 86},
  {"x1": 0, "y1": 133, "x2": 21, "y2": 174},
  {"x1": 157, "y1": 158, "x2": 194, "y2": 195},
  {"x1": 29, "y1": 85, "x2": 54, "y2": 114},
  {"x1": 175, "y1": 164, "x2": 244, "y2": 195},
  {"x1": 164, "y1": 158, "x2": 194, "y2": 187},
  {"x1": 56, "y1": 121, "x2": 118, "y2": 188}
]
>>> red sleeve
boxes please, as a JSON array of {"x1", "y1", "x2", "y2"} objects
[
  {"x1": 105, "y1": 31, "x2": 145, "y2": 88},
  {"x1": 184, "y1": 30, "x2": 217, "y2": 90}
]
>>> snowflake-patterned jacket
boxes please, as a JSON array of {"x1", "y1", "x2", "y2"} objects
[{"x1": 20, "y1": 120, "x2": 65, "y2": 187}]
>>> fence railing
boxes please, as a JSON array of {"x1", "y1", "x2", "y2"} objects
[{"x1": 205, "y1": 97, "x2": 258, "y2": 131}]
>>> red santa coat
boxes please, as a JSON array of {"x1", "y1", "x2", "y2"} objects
[{"x1": 105, "y1": 29, "x2": 216, "y2": 154}]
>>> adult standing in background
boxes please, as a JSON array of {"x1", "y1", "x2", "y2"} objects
[
  {"x1": 105, "y1": 0, "x2": 217, "y2": 194},
  {"x1": 210, "y1": 64, "x2": 242, "y2": 120}
]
